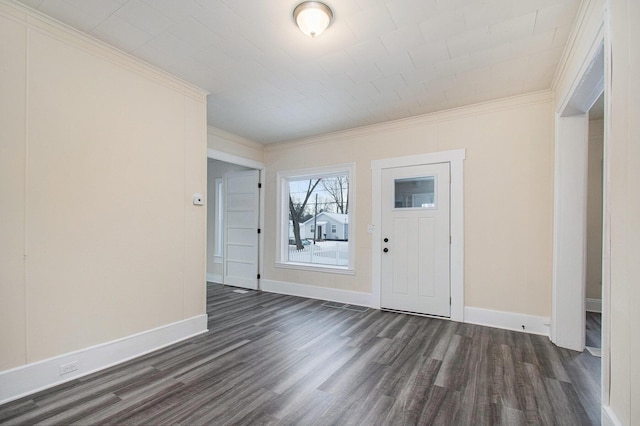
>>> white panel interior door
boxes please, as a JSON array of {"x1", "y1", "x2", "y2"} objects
[
  {"x1": 224, "y1": 169, "x2": 259, "y2": 290},
  {"x1": 381, "y1": 163, "x2": 450, "y2": 317}
]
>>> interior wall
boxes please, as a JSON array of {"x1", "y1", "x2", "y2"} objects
[
  {"x1": 0, "y1": 3, "x2": 207, "y2": 370},
  {"x1": 0, "y1": 5, "x2": 27, "y2": 371},
  {"x1": 264, "y1": 92, "x2": 555, "y2": 318},
  {"x1": 206, "y1": 160, "x2": 251, "y2": 281},
  {"x1": 585, "y1": 118, "x2": 603, "y2": 301}
]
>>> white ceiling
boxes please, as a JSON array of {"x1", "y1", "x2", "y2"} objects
[{"x1": 17, "y1": 0, "x2": 581, "y2": 144}]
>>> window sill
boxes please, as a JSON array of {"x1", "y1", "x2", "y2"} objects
[{"x1": 275, "y1": 262, "x2": 355, "y2": 275}]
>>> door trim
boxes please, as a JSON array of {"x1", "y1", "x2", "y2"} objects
[
  {"x1": 551, "y1": 15, "x2": 609, "y2": 408},
  {"x1": 371, "y1": 149, "x2": 465, "y2": 322},
  {"x1": 551, "y1": 40, "x2": 605, "y2": 351}
]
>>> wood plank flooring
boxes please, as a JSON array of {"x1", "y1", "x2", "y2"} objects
[
  {"x1": 0, "y1": 283, "x2": 601, "y2": 425},
  {"x1": 585, "y1": 312, "x2": 602, "y2": 349}
]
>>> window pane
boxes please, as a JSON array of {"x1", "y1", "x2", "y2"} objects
[
  {"x1": 394, "y1": 176, "x2": 435, "y2": 208},
  {"x1": 287, "y1": 174, "x2": 350, "y2": 267}
]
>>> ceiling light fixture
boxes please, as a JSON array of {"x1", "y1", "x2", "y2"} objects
[{"x1": 293, "y1": 2, "x2": 333, "y2": 38}]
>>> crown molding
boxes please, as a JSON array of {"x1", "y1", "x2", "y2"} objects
[
  {"x1": 0, "y1": 0, "x2": 208, "y2": 102},
  {"x1": 551, "y1": 0, "x2": 593, "y2": 91},
  {"x1": 207, "y1": 125, "x2": 263, "y2": 150},
  {"x1": 265, "y1": 90, "x2": 553, "y2": 152},
  {"x1": 551, "y1": 0, "x2": 605, "y2": 93}
]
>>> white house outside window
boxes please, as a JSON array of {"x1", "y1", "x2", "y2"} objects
[{"x1": 277, "y1": 164, "x2": 355, "y2": 273}]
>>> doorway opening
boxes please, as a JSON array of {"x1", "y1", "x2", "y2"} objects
[
  {"x1": 551, "y1": 43, "x2": 605, "y2": 349},
  {"x1": 551, "y1": 38, "x2": 608, "y2": 408},
  {"x1": 585, "y1": 93, "x2": 604, "y2": 358},
  {"x1": 206, "y1": 149, "x2": 264, "y2": 290}
]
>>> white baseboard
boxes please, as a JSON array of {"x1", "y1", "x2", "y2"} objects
[
  {"x1": 464, "y1": 307, "x2": 550, "y2": 336},
  {"x1": 260, "y1": 282, "x2": 550, "y2": 337},
  {"x1": 260, "y1": 279, "x2": 372, "y2": 307},
  {"x1": 586, "y1": 298, "x2": 602, "y2": 313},
  {"x1": 602, "y1": 405, "x2": 622, "y2": 426},
  {"x1": 207, "y1": 272, "x2": 223, "y2": 283},
  {"x1": 0, "y1": 314, "x2": 208, "y2": 405}
]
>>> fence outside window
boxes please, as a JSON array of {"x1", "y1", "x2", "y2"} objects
[{"x1": 287, "y1": 242, "x2": 348, "y2": 266}]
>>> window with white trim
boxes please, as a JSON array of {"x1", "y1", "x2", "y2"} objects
[{"x1": 278, "y1": 164, "x2": 355, "y2": 272}]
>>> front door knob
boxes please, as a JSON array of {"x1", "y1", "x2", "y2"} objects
[{"x1": 383, "y1": 248, "x2": 389, "y2": 253}]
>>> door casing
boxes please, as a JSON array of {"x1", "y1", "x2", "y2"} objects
[
  {"x1": 551, "y1": 19, "x2": 609, "y2": 407},
  {"x1": 371, "y1": 149, "x2": 466, "y2": 321}
]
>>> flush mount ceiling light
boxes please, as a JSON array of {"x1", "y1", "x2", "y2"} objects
[{"x1": 293, "y1": 1, "x2": 333, "y2": 38}]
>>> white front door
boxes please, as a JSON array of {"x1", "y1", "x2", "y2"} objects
[
  {"x1": 223, "y1": 169, "x2": 260, "y2": 290},
  {"x1": 380, "y1": 162, "x2": 450, "y2": 317}
]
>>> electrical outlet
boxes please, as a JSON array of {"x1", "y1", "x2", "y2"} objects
[{"x1": 59, "y1": 361, "x2": 78, "y2": 376}]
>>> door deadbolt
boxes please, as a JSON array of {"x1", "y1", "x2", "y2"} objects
[{"x1": 383, "y1": 237, "x2": 389, "y2": 243}]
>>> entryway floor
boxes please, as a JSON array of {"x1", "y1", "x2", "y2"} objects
[
  {"x1": 0, "y1": 283, "x2": 602, "y2": 425},
  {"x1": 585, "y1": 311, "x2": 602, "y2": 358}
]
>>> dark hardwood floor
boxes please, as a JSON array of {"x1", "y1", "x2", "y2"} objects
[
  {"x1": 586, "y1": 312, "x2": 602, "y2": 349},
  {"x1": 0, "y1": 283, "x2": 601, "y2": 425}
]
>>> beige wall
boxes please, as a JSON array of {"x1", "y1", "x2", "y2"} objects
[
  {"x1": 207, "y1": 126, "x2": 264, "y2": 164},
  {"x1": 0, "y1": 5, "x2": 28, "y2": 371},
  {"x1": 264, "y1": 92, "x2": 554, "y2": 317},
  {"x1": 0, "y1": 3, "x2": 207, "y2": 370},
  {"x1": 586, "y1": 118, "x2": 603, "y2": 300},
  {"x1": 609, "y1": 0, "x2": 639, "y2": 423}
]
